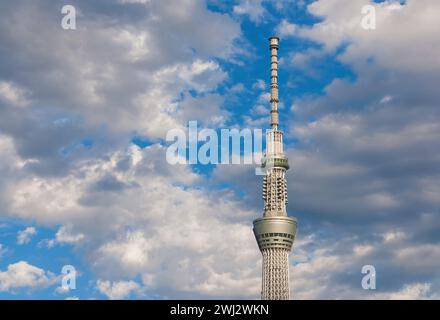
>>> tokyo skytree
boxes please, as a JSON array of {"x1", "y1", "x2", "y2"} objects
[{"x1": 253, "y1": 37, "x2": 297, "y2": 300}]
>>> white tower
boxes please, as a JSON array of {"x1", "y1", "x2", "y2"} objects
[{"x1": 253, "y1": 37, "x2": 297, "y2": 300}]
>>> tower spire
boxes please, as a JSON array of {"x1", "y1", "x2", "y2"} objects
[
  {"x1": 253, "y1": 36, "x2": 297, "y2": 300},
  {"x1": 269, "y1": 36, "x2": 280, "y2": 131}
]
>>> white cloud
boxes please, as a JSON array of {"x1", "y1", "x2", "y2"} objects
[
  {"x1": 2, "y1": 141, "x2": 259, "y2": 297},
  {"x1": 97, "y1": 280, "x2": 140, "y2": 300},
  {"x1": 276, "y1": 19, "x2": 297, "y2": 38},
  {"x1": 290, "y1": 233, "x2": 440, "y2": 299},
  {"x1": 286, "y1": 48, "x2": 327, "y2": 78},
  {"x1": 17, "y1": 227, "x2": 37, "y2": 245},
  {"x1": 251, "y1": 104, "x2": 269, "y2": 116},
  {"x1": 46, "y1": 225, "x2": 85, "y2": 248},
  {"x1": 0, "y1": 261, "x2": 56, "y2": 292},
  {"x1": 233, "y1": 0, "x2": 266, "y2": 23},
  {"x1": 380, "y1": 95, "x2": 393, "y2": 104},
  {"x1": 296, "y1": 0, "x2": 440, "y2": 74},
  {"x1": 230, "y1": 83, "x2": 245, "y2": 93},
  {"x1": 113, "y1": 29, "x2": 151, "y2": 63},
  {"x1": 252, "y1": 79, "x2": 266, "y2": 90},
  {"x1": 376, "y1": 283, "x2": 435, "y2": 300},
  {"x1": 353, "y1": 244, "x2": 374, "y2": 257},
  {"x1": 291, "y1": 242, "x2": 354, "y2": 299},
  {"x1": 257, "y1": 92, "x2": 270, "y2": 103},
  {"x1": 382, "y1": 231, "x2": 407, "y2": 243},
  {"x1": 0, "y1": 0, "x2": 240, "y2": 145},
  {"x1": 0, "y1": 81, "x2": 30, "y2": 107},
  {"x1": 94, "y1": 231, "x2": 150, "y2": 276},
  {"x1": 394, "y1": 244, "x2": 440, "y2": 272},
  {"x1": 1, "y1": 0, "x2": 439, "y2": 300},
  {"x1": 118, "y1": 0, "x2": 151, "y2": 4}
]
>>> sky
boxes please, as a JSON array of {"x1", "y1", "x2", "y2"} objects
[{"x1": 0, "y1": 0, "x2": 439, "y2": 300}]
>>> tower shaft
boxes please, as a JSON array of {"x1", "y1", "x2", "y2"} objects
[
  {"x1": 262, "y1": 248, "x2": 290, "y2": 300},
  {"x1": 253, "y1": 37, "x2": 297, "y2": 300}
]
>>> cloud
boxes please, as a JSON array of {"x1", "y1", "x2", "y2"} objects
[
  {"x1": 285, "y1": 48, "x2": 327, "y2": 78},
  {"x1": 46, "y1": 225, "x2": 85, "y2": 248},
  {"x1": 230, "y1": 83, "x2": 245, "y2": 93},
  {"x1": 1, "y1": 0, "x2": 439, "y2": 299},
  {"x1": 97, "y1": 280, "x2": 140, "y2": 300},
  {"x1": 288, "y1": 231, "x2": 440, "y2": 299},
  {"x1": 2, "y1": 139, "x2": 259, "y2": 298},
  {"x1": 257, "y1": 92, "x2": 270, "y2": 103},
  {"x1": 276, "y1": 19, "x2": 297, "y2": 38},
  {"x1": 0, "y1": 0, "x2": 241, "y2": 176},
  {"x1": 0, "y1": 261, "x2": 56, "y2": 293},
  {"x1": 118, "y1": 0, "x2": 151, "y2": 4},
  {"x1": 296, "y1": 0, "x2": 440, "y2": 74},
  {"x1": 382, "y1": 230, "x2": 407, "y2": 244},
  {"x1": 17, "y1": 227, "x2": 37, "y2": 245},
  {"x1": 252, "y1": 79, "x2": 266, "y2": 90},
  {"x1": 0, "y1": 1, "x2": 258, "y2": 298},
  {"x1": 283, "y1": 0, "x2": 440, "y2": 226},
  {"x1": 210, "y1": 0, "x2": 440, "y2": 298},
  {"x1": 279, "y1": 0, "x2": 440, "y2": 298},
  {"x1": 94, "y1": 231, "x2": 150, "y2": 277},
  {"x1": 376, "y1": 283, "x2": 436, "y2": 300},
  {"x1": 0, "y1": 81, "x2": 30, "y2": 107},
  {"x1": 394, "y1": 244, "x2": 440, "y2": 273},
  {"x1": 233, "y1": 0, "x2": 266, "y2": 23}
]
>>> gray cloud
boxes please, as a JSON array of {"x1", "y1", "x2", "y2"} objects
[
  {"x1": 1, "y1": 0, "x2": 439, "y2": 299},
  {"x1": 0, "y1": 0, "x2": 241, "y2": 178}
]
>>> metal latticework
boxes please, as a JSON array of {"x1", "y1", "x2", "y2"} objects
[
  {"x1": 261, "y1": 248, "x2": 290, "y2": 300},
  {"x1": 262, "y1": 167, "x2": 288, "y2": 215}
]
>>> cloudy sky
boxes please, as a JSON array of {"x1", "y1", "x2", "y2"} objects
[{"x1": 0, "y1": 0, "x2": 439, "y2": 300}]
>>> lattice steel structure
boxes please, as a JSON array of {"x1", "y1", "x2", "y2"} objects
[{"x1": 253, "y1": 37, "x2": 297, "y2": 300}]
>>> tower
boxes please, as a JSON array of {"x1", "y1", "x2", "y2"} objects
[{"x1": 253, "y1": 37, "x2": 297, "y2": 300}]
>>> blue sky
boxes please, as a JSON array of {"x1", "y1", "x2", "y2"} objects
[{"x1": 0, "y1": 0, "x2": 439, "y2": 299}]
